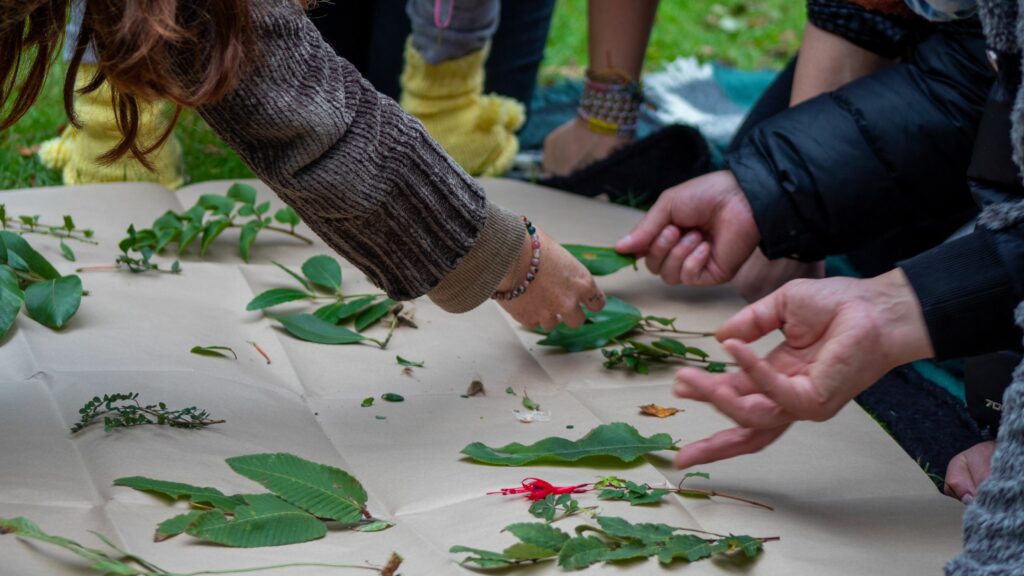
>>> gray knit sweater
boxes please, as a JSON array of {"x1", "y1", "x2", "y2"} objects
[{"x1": 193, "y1": 0, "x2": 524, "y2": 312}]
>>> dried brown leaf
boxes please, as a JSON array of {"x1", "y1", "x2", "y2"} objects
[{"x1": 639, "y1": 404, "x2": 680, "y2": 418}]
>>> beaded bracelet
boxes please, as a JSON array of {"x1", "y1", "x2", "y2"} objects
[
  {"x1": 578, "y1": 71, "x2": 643, "y2": 137},
  {"x1": 492, "y1": 217, "x2": 540, "y2": 301}
]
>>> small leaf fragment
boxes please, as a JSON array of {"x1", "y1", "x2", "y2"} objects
[
  {"x1": 190, "y1": 345, "x2": 238, "y2": 360},
  {"x1": 381, "y1": 393, "x2": 404, "y2": 403},
  {"x1": 521, "y1": 391, "x2": 540, "y2": 411},
  {"x1": 639, "y1": 404, "x2": 680, "y2": 418},
  {"x1": 361, "y1": 397, "x2": 374, "y2": 408},
  {"x1": 59, "y1": 240, "x2": 75, "y2": 262},
  {"x1": 396, "y1": 356, "x2": 425, "y2": 368}
]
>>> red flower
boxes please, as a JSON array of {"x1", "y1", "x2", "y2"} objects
[{"x1": 488, "y1": 477, "x2": 591, "y2": 501}]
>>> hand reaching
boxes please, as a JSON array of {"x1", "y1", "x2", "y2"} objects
[
  {"x1": 616, "y1": 170, "x2": 760, "y2": 286},
  {"x1": 945, "y1": 441, "x2": 996, "y2": 505},
  {"x1": 542, "y1": 118, "x2": 633, "y2": 177}
]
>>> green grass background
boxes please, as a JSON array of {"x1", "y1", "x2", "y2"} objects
[{"x1": 0, "y1": 1, "x2": 804, "y2": 190}]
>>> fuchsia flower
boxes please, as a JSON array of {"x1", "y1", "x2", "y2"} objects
[{"x1": 488, "y1": 477, "x2": 591, "y2": 501}]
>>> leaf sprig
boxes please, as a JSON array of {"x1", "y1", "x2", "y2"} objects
[
  {"x1": 0, "y1": 206, "x2": 97, "y2": 245},
  {"x1": 70, "y1": 393, "x2": 224, "y2": 434},
  {"x1": 0, "y1": 231, "x2": 83, "y2": 341}
]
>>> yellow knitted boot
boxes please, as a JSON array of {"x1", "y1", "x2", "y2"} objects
[
  {"x1": 37, "y1": 65, "x2": 184, "y2": 189},
  {"x1": 400, "y1": 41, "x2": 525, "y2": 177}
]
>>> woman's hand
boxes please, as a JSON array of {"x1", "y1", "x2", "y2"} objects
[
  {"x1": 543, "y1": 118, "x2": 633, "y2": 177},
  {"x1": 945, "y1": 441, "x2": 997, "y2": 505},
  {"x1": 496, "y1": 227, "x2": 606, "y2": 330}
]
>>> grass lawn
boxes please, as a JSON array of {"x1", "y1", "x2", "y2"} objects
[{"x1": 0, "y1": 1, "x2": 804, "y2": 191}]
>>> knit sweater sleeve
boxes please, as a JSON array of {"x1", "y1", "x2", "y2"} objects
[{"x1": 192, "y1": 0, "x2": 523, "y2": 310}]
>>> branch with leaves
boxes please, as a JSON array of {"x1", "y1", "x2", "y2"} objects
[
  {"x1": 0, "y1": 205, "x2": 97, "y2": 245},
  {"x1": 0, "y1": 517, "x2": 403, "y2": 576},
  {"x1": 0, "y1": 231, "x2": 83, "y2": 342},
  {"x1": 70, "y1": 393, "x2": 224, "y2": 434},
  {"x1": 248, "y1": 255, "x2": 412, "y2": 349}
]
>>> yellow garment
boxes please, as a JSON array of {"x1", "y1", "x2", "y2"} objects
[
  {"x1": 400, "y1": 42, "x2": 524, "y2": 177},
  {"x1": 37, "y1": 65, "x2": 184, "y2": 189}
]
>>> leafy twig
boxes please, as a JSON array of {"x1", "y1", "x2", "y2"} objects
[
  {"x1": 675, "y1": 473, "x2": 774, "y2": 511},
  {"x1": 0, "y1": 207, "x2": 97, "y2": 244},
  {"x1": 70, "y1": 393, "x2": 224, "y2": 434}
]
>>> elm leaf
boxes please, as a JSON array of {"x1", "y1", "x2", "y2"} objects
[
  {"x1": 563, "y1": 244, "x2": 637, "y2": 276},
  {"x1": 276, "y1": 314, "x2": 367, "y2": 345},
  {"x1": 460, "y1": 422, "x2": 677, "y2": 466},
  {"x1": 23, "y1": 275, "x2": 82, "y2": 330},
  {"x1": 113, "y1": 476, "x2": 244, "y2": 511},
  {"x1": 186, "y1": 494, "x2": 326, "y2": 548}
]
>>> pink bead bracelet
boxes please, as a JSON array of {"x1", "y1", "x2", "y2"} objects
[{"x1": 492, "y1": 217, "x2": 540, "y2": 301}]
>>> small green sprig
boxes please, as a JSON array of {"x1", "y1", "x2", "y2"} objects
[
  {"x1": 71, "y1": 393, "x2": 224, "y2": 434},
  {"x1": 0, "y1": 206, "x2": 97, "y2": 245}
]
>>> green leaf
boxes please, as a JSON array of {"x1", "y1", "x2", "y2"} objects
[
  {"x1": 59, "y1": 240, "x2": 75, "y2": 262},
  {"x1": 657, "y1": 534, "x2": 722, "y2": 564},
  {"x1": 355, "y1": 299, "x2": 396, "y2": 332},
  {"x1": 450, "y1": 545, "x2": 519, "y2": 569},
  {"x1": 197, "y1": 194, "x2": 235, "y2": 216},
  {"x1": 381, "y1": 393, "x2": 404, "y2": 402},
  {"x1": 537, "y1": 313, "x2": 640, "y2": 352},
  {"x1": 505, "y1": 387, "x2": 516, "y2": 395},
  {"x1": 502, "y1": 542, "x2": 559, "y2": 561},
  {"x1": 246, "y1": 288, "x2": 310, "y2": 311},
  {"x1": 361, "y1": 397, "x2": 374, "y2": 407},
  {"x1": 178, "y1": 221, "x2": 203, "y2": 254},
  {"x1": 587, "y1": 295, "x2": 642, "y2": 321},
  {"x1": 563, "y1": 245, "x2": 637, "y2": 276},
  {"x1": 190, "y1": 345, "x2": 238, "y2": 360},
  {"x1": 313, "y1": 296, "x2": 375, "y2": 324},
  {"x1": 396, "y1": 356, "x2": 424, "y2": 368},
  {"x1": 276, "y1": 314, "x2": 367, "y2": 345},
  {"x1": 652, "y1": 337, "x2": 687, "y2": 356},
  {"x1": 724, "y1": 534, "x2": 763, "y2": 558},
  {"x1": 62, "y1": 215, "x2": 76, "y2": 231},
  {"x1": 460, "y1": 422, "x2": 677, "y2": 466},
  {"x1": 522, "y1": 391, "x2": 540, "y2": 411},
  {"x1": 225, "y1": 453, "x2": 368, "y2": 523},
  {"x1": 0, "y1": 517, "x2": 130, "y2": 569},
  {"x1": 706, "y1": 362, "x2": 727, "y2": 373},
  {"x1": 0, "y1": 231, "x2": 60, "y2": 279},
  {"x1": 155, "y1": 510, "x2": 204, "y2": 542},
  {"x1": 226, "y1": 183, "x2": 258, "y2": 205},
  {"x1": 239, "y1": 221, "x2": 261, "y2": 262},
  {"x1": 557, "y1": 536, "x2": 610, "y2": 570},
  {"x1": 154, "y1": 227, "x2": 177, "y2": 254},
  {"x1": 529, "y1": 497, "x2": 557, "y2": 522},
  {"x1": 0, "y1": 265, "x2": 24, "y2": 339},
  {"x1": 684, "y1": 471, "x2": 711, "y2": 481},
  {"x1": 255, "y1": 201, "x2": 271, "y2": 216},
  {"x1": 271, "y1": 261, "x2": 313, "y2": 292},
  {"x1": 598, "y1": 483, "x2": 672, "y2": 505},
  {"x1": 301, "y1": 255, "x2": 342, "y2": 291},
  {"x1": 274, "y1": 206, "x2": 301, "y2": 226},
  {"x1": 186, "y1": 493, "x2": 326, "y2": 548},
  {"x1": 113, "y1": 476, "x2": 245, "y2": 511},
  {"x1": 596, "y1": 516, "x2": 677, "y2": 545},
  {"x1": 199, "y1": 218, "x2": 230, "y2": 256},
  {"x1": 504, "y1": 523, "x2": 570, "y2": 551},
  {"x1": 354, "y1": 519, "x2": 394, "y2": 533},
  {"x1": 23, "y1": 275, "x2": 82, "y2": 330}
]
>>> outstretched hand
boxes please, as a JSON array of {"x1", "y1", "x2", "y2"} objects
[
  {"x1": 615, "y1": 170, "x2": 760, "y2": 286},
  {"x1": 673, "y1": 270, "x2": 934, "y2": 468}
]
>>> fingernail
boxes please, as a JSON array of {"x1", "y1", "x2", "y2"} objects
[
  {"x1": 962, "y1": 494, "x2": 974, "y2": 506},
  {"x1": 658, "y1": 229, "x2": 675, "y2": 246},
  {"x1": 616, "y1": 233, "x2": 633, "y2": 248},
  {"x1": 694, "y1": 243, "x2": 709, "y2": 257},
  {"x1": 681, "y1": 231, "x2": 699, "y2": 248}
]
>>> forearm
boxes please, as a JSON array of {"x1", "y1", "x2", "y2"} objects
[
  {"x1": 587, "y1": 0, "x2": 658, "y2": 79},
  {"x1": 194, "y1": 0, "x2": 523, "y2": 307},
  {"x1": 791, "y1": 22, "x2": 893, "y2": 106}
]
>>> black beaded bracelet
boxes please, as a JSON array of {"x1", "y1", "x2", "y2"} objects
[{"x1": 492, "y1": 217, "x2": 540, "y2": 301}]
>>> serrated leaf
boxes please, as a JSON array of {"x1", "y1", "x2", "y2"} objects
[
  {"x1": 59, "y1": 240, "x2": 75, "y2": 262},
  {"x1": 355, "y1": 299, "x2": 396, "y2": 332},
  {"x1": 460, "y1": 422, "x2": 677, "y2": 466},
  {"x1": 563, "y1": 245, "x2": 637, "y2": 276},
  {"x1": 0, "y1": 265, "x2": 24, "y2": 339},
  {"x1": 155, "y1": 510, "x2": 203, "y2": 542},
  {"x1": 504, "y1": 523, "x2": 570, "y2": 551},
  {"x1": 200, "y1": 218, "x2": 230, "y2": 256},
  {"x1": 724, "y1": 534, "x2": 763, "y2": 557},
  {"x1": 502, "y1": 542, "x2": 559, "y2": 560},
  {"x1": 313, "y1": 296, "x2": 375, "y2": 324},
  {"x1": 276, "y1": 314, "x2": 367, "y2": 345},
  {"x1": 538, "y1": 313, "x2": 640, "y2": 352},
  {"x1": 596, "y1": 516, "x2": 676, "y2": 545},
  {"x1": 113, "y1": 476, "x2": 245, "y2": 511},
  {"x1": 271, "y1": 261, "x2": 313, "y2": 292},
  {"x1": 239, "y1": 221, "x2": 261, "y2": 262},
  {"x1": 0, "y1": 231, "x2": 59, "y2": 279},
  {"x1": 23, "y1": 275, "x2": 82, "y2": 330},
  {"x1": 557, "y1": 536, "x2": 610, "y2": 570},
  {"x1": 226, "y1": 183, "x2": 258, "y2": 205},
  {"x1": 529, "y1": 497, "x2": 557, "y2": 522},
  {"x1": 186, "y1": 493, "x2": 326, "y2": 548},
  {"x1": 301, "y1": 255, "x2": 342, "y2": 291},
  {"x1": 657, "y1": 534, "x2": 723, "y2": 564},
  {"x1": 246, "y1": 288, "x2": 309, "y2": 311},
  {"x1": 190, "y1": 345, "x2": 238, "y2": 360},
  {"x1": 450, "y1": 545, "x2": 518, "y2": 569},
  {"x1": 274, "y1": 207, "x2": 301, "y2": 226},
  {"x1": 226, "y1": 453, "x2": 368, "y2": 523},
  {"x1": 198, "y1": 194, "x2": 235, "y2": 216}
]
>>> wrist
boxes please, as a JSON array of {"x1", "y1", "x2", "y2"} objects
[
  {"x1": 863, "y1": 269, "x2": 935, "y2": 367},
  {"x1": 577, "y1": 70, "x2": 642, "y2": 138},
  {"x1": 494, "y1": 218, "x2": 540, "y2": 300}
]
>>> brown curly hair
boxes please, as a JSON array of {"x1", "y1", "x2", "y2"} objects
[{"x1": 0, "y1": 1, "x2": 254, "y2": 167}]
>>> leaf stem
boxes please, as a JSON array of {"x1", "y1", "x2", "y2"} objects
[
  {"x1": 228, "y1": 223, "x2": 313, "y2": 245},
  {"x1": 2, "y1": 219, "x2": 98, "y2": 245},
  {"x1": 177, "y1": 562, "x2": 386, "y2": 576},
  {"x1": 674, "y1": 478, "x2": 774, "y2": 511}
]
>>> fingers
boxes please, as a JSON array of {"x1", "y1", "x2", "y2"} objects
[
  {"x1": 658, "y1": 231, "x2": 702, "y2": 285},
  {"x1": 680, "y1": 241, "x2": 712, "y2": 285},
  {"x1": 944, "y1": 452, "x2": 975, "y2": 504},
  {"x1": 675, "y1": 366, "x2": 793, "y2": 429},
  {"x1": 716, "y1": 291, "x2": 786, "y2": 343},
  {"x1": 724, "y1": 338, "x2": 836, "y2": 422},
  {"x1": 560, "y1": 302, "x2": 587, "y2": 329},
  {"x1": 616, "y1": 196, "x2": 673, "y2": 255},
  {"x1": 675, "y1": 425, "x2": 790, "y2": 469},
  {"x1": 643, "y1": 226, "x2": 681, "y2": 275},
  {"x1": 582, "y1": 285, "x2": 606, "y2": 313}
]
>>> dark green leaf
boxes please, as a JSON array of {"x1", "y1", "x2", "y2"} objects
[
  {"x1": 301, "y1": 255, "x2": 342, "y2": 291},
  {"x1": 687, "y1": 346, "x2": 709, "y2": 360},
  {"x1": 226, "y1": 183, "x2": 258, "y2": 205},
  {"x1": 563, "y1": 245, "x2": 637, "y2": 276},
  {"x1": 271, "y1": 261, "x2": 312, "y2": 292},
  {"x1": 396, "y1": 356, "x2": 424, "y2": 368},
  {"x1": 505, "y1": 387, "x2": 516, "y2": 395},
  {"x1": 644, "y1": 315, "x2": 676, "y2": 326},
  {"x1": 153, "y1": 227, "x2": 177, "y2": 254},
  {"x1": 460, "y1": 422, "x2": 677, "y2": 466},
  {"x1": 529, "y1": 497, "x2": 557, "y2": 522},
  {"x1": 62, "y1": 215, "x2": 76, "y2": 231},
  {"x1": 502, "y1": 542, "x2": 559, "y2": 561},
  {"x1": 190, "y1": 346, "x2": 238, "y2": 360},
  {"x1": 23, "y1": 275, "x2": 82, "y2": 330},
  {"x1": 381, "y1": 393, "x2": 404, "y2": 402},
  {"x1": 199, "y1": 218, "x2": 230, "y2": 256},
  {"x1": 274, "y1": 207, "x2": 301, "y2": 226},
  {"x1": 239, "y1": 221, "x2": 261, "y2": 262},
  {"x1": 522, "y1": 391, "x2": 540, "y2": 411},
  {"x1": 153, "y1": 211, "x2": 182, "y2": 232},
  {"x1": 504, "y1": 523, "x2": 570, "y2": 551},
  {"x1": 657, "y1": 534, "x2": 723, "y2": 564},
  {"x1": 226, "y1": 453, "x2": 368, "y2": 523},
  {"x1": 355, "y1": 299, "x2": 396, "y2": 331},
  {"x1": 313, "y1": 296, "x2": 375, "y2": 324},
  {"x1": 450, "y1": 545, "x2": 520, "y2": 569},
  {"x1": 706, "y1": 362, "x2": 727, "y2": 373},
  {"x1": 246, "y1": 288, "x2": 309, "y2": 311},
  {"x1": 652, "y1": 338, "x2": 687, "y2": 356},
  {"x1": 113, "y1": 476, "x2": 244, "y2": 511},
  {"x1": 59, "y1": 240, "x2": 75, "y2": 262},
  {"x1": 361, "y1": 397, "x2": 374, "y2": 407},
  {"x1": 178, "y1": 222, "x2": 203, "y2": 254},
  {"x1": 557, "y1": 536, "x2": 610, "y2": 570},
  {"x1": 238, "y1": 205, "x2": 255, "y2": 217},
  {"x1": 255, "y1": 201, "x2": 271, "y2": 216},
  {"x1": 0, "y1": 265, "x2": 24, "y2": 339},
  {"x1": 585, "y1": 295, "x2": 642, "y2": 322},
  {"x1": 155, "y1": 510, "x2": 203, "y2": 542},
  {"x1": 0, "y1": 231, "x2": 60, "y2": 279},
  {"x1": 276, "y1": 314, "x2": 367, "y2": 345},
  {"x1": 197, "y1": 194, "x2": 235, "y2": 216},
  {"x1": 537, "y1": 313, "x2": 640, "y2": 352},
  {"x1": 596, "y1": 516, "x2": 676, "y2": 545},
  {"x1": 186, "y1": 494, "x2": 326, "y2": 548},
  {"x1": 724, "y1": 535, "x2": 763, "y2": 558}
]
